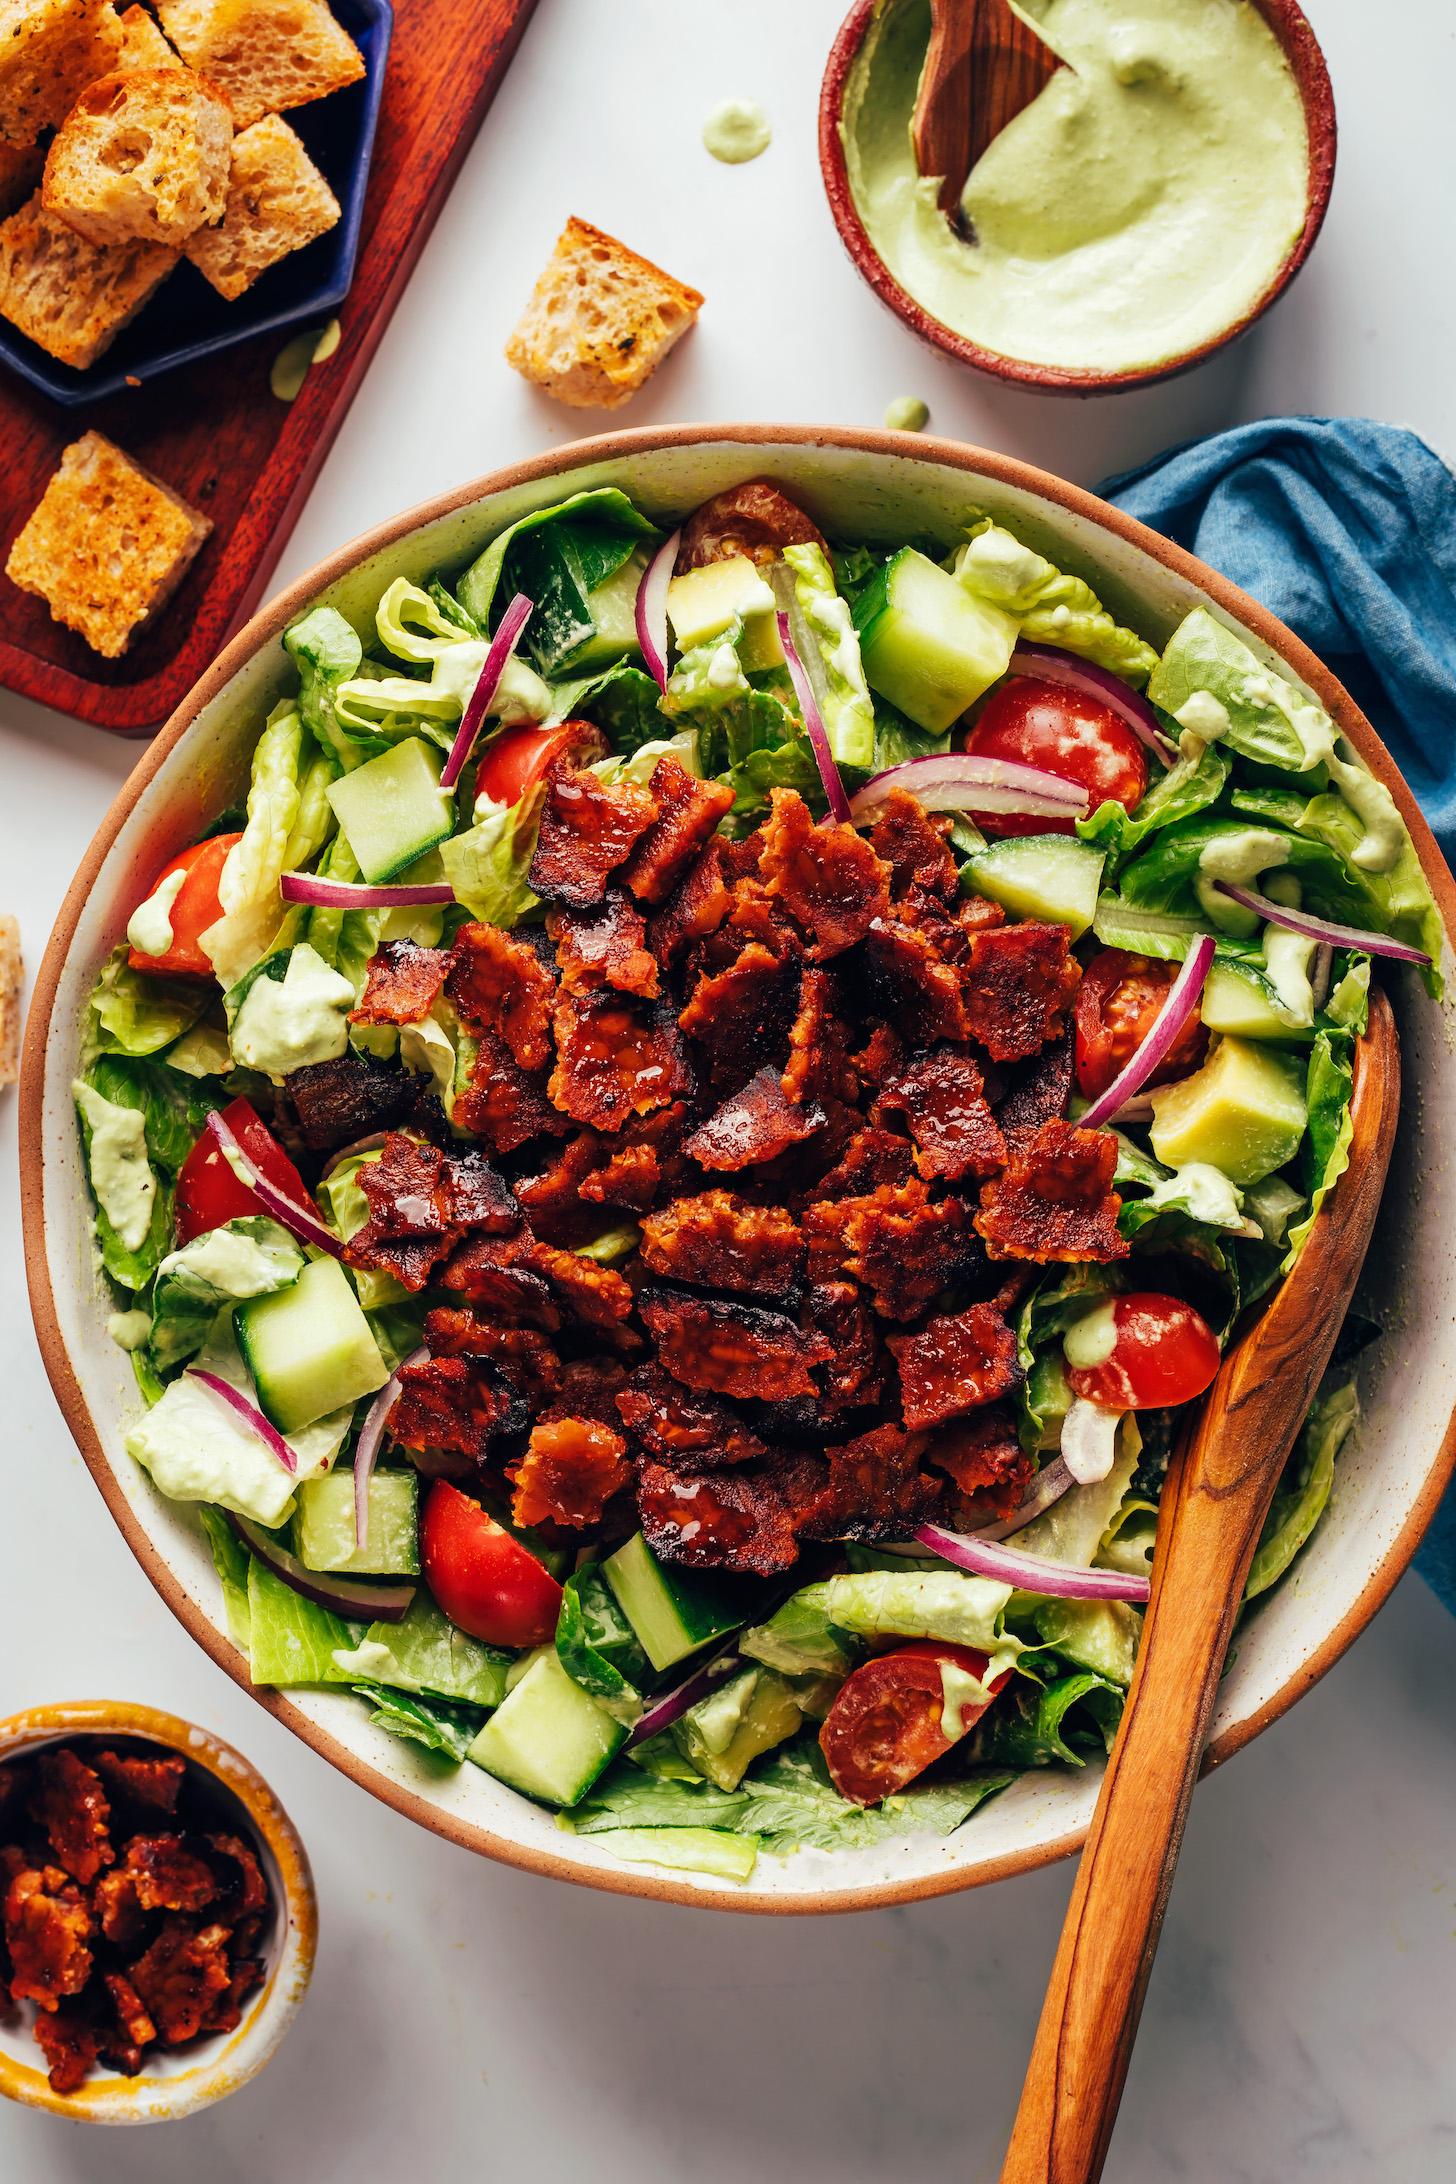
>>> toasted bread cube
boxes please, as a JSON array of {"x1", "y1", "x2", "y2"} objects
[
  {"x1": 43, "y1": 65, "x2": 231, "y2": 247},
  {"x1": 184, "y1": 110, "x2": 336, "y2": 298},
  {"x1": 116, "y1": 4, "x2": 176, "y2": 69},
  {"x1": 0, "y1": 134, "x2": 40, "y2": 216},
  {"x1": 0, "y1": 914, "x2": 19, "y2": 1090},
  {"x1": 0, "y1": 0, "x2": 122, "y2": 146},
  {"x1": 0, "y1": 189, "x2": 174, "y2": 365},
  {"x1": 506, "y1": 217, "x2": 704, "y2": 411},
  {"x1": 156, "y1": 0, "x2": 363, "y2": 130},
  {"x1": 6, "y1": 430, "x2": 211, "y2": 655}
]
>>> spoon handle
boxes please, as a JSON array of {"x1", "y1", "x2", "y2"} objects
[{"x1": 1001, "y1": 991, "x2": 1399, "y2": 2184}]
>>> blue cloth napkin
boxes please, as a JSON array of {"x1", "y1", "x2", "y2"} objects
[{"x1": 1101, "y1": 416, "x2": 1456, "y2": 1610}]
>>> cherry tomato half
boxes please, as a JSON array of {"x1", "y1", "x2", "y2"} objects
[
  {"x1": 1065, "y1": 1292, "x2": 1220, "y2": 1413},
  {"x1": 963, "y1": 677, "x2": 1148, "y2": 838},
  {"x1": 173, "y1": 1097, "x2": 311, "y2": 1246},
  {"x1": 820, "y1": 1641, "x2": 1012, "y2": 1807},
  {"x1": 126, "y1": 832, "x2": 242, "y2": 980},
  {"x1": 473, "y1": 720, "x2": 605, "y2": 809},
  {"x1": 1074, "y1": 947, "x2": 1208, "y2": 1101},
  {"x1": 420, "y1": 1480, "x2": 563, "y2": 1649}
]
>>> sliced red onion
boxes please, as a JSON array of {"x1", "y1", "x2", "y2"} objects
[
  {"x1": 625, "y1": 1638, "x2": 742, "y2": 1747},
  {"x1": 777, "y1": 612, "x2": 852, "y2": 825},
  {"x1": 1011, "y1": 643, "x2": 1178, "y2": 766},
  {"x1": 1079, "y1": 933, "x2": 1216, "y2": 1128},
  {"x1": 227, "y1": 1513, "x2": 416, "y2": 1623},
  {"x1": 849, "y1": 752, "x2": 1089, "y2": 823},
  {"x1": 188, "y1": 1368, "x2": 296, "y2": 1475},
  {"x1": 914, "y1": 1522, "x2": 1150, "y2": 1604},
  {"x1": 439, "y1": 591, "x2": 534, "y2": 790},
  {"x1": 352, "y1": 1346, "x2": 426, "y2": 1551},
  {"x1": 1310, "y1": 942, "x2": 1334, "y2": 1011},
  {"x1": 1213, "y1": 881, "x2": 1432, "y2": 965},
  {"x1": 967, "y1": 1455, "x2": 1076, "y2": 1542},
  {"x1": 280, "y1": 873, "x2": 454, "y2": 909},
  {"x1": 635, "y1": 528, "x2": 681, "y2": 694},
  {"x1": 206, "y1": 1110, "x2": 343, "y2": 1258},
  {"x1": 1060, "y1": 1396, "x2": 1122, "y2": 1485},
  {"x1": 320, "y1": 1132, "x2": 390, "y2": 1180}
]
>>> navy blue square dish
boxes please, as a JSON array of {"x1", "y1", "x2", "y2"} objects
[{"x1": 0, "y1": 0, "x2": 392, "y2": 408}]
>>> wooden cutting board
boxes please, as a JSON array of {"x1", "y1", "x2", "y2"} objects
[{"x1": 0, "y1": 0, "x2": 540, "y2": 736}]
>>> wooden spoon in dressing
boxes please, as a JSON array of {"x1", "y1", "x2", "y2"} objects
[
  {"x1": 1001, "y1": 985, "x2": 1400, "y2": 2184},
  {"x1": 910, "y1": 0, "x2": 1061, "y2": 235}
]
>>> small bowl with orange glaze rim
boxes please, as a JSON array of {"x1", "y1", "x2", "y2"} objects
[
  {"x1": 818, "y1": 0, "x2": 1338, "y2": 395},
  {"x1": 0, "y1": 1701, "x2": 316, "y2": 2125}
]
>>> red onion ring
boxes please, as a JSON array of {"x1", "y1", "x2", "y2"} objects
[
  {"x1": 227, "y1": 1513, "x2": 416, "y2": 1623},
  {"x1": 352, "y1": 1345, "x2": 426, "y2": 1551},
  {"x1": 967, "y1": 1455, "x2": 1076, "y2": 1542},
  {"x1": 439, "y1": 591, "x2": 534, "y2": 790},
  {"x1": 1213, "y1": 881, "x2": 1432, "y2": 965},
  {"x1": 1079, "y1": 933, "x2": 1216, "y2": 1129},
  {"x1": 187, "y1": 1368, "x2": 296, "y2": 1474},
  {"x1": 280, "y1": 874, "x2": 454, "y2": 908},
  {"x1": 206, "y1": 1111, "x2": 343, "y2": 1258},
  {"x1": 320, "y1": 1132, "x2": 390, "y2": 1181},
  {"x1": 634, "y1": 528, "x2": 681, "y2": 694},
  {"x1": 1010, "y1": 642, "x2": 1178, "y2": 766},
  {"x1": 1060, "y1": 1396, "x2": 1122, "y2": 1485},
  {"x1": 625, "y1": 1638, "x2": 742, "y2": 1747},
  {"x1": 914, "y1": 1522, "x2": 1150, "y2": 1603},
  {"x1": 777, "y1": 612, "x2": 852, "y2": 825},
  {"x1": 849, "y1": 751, "x2": 1089, "y2": 823}
]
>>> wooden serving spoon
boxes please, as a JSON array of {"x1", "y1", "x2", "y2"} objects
[
  {"x1": 910, "y1": 0, "x2": 1062, "y2": 233},
  {"x1": 1001, "y1": 985, "x2": 1401, "y2": 2184}
]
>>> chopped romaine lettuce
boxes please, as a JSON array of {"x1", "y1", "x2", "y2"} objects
[
  {"x1": 284, "y1": 606, "x2": 369, "y2": 770},
  {"x1": 1246, "y1": 1373, "x2": 1358, "y2": 1601},
  {"x1": 739, "y1": 1592, "x2": 857, "y2": 1679},
  {"x1": 794, "y1": 1571, "x2": 1017, "y2": 1666},
  {"x1": 1283, "y1": 1031, "x2": 1354, "y2": 1268},
  {"x1": 353, "y1": 1683, "x2": 486, "y2": 1763},
  {"x1": 975, "y1": 1670, "x2": 1123, "y2": 1769},
  {"x1": 953, "y1": 520, "x2": 1159, "y2": 684},
  {"x1": 1148, "y1": 608, "x2": 1334, "y2": 772},
  {"x1": 778, "y1": 541, "x2": 877, "y2": 769},
  {"x1": 147, "y1": 1217, "x2": 303, "y2": 1375},
  {"x1": 89, "y1": 946, "x2": 209, "y2": 1058},
  {"x1": 456, "y1": 487, "x2": 657, "y2": 632},
  {"x1": 330, "y1": 1591, "x2": 509, "y2": 1707},
  {"x1": 247, "y1": 1556, "x2": 361, "y2": 1685},
  {"x1": 438, "y1": 794, "x2": 541, "y2": 927},
  {"x1": 197, "y1": 1503, "x2": 252, "y2": 1648},
  {"x1": 555, "y1": 1568, "x2": 647, "y2": 1724},
  {"x1": 568, "y1": 1826, "x2": 759, "y2": 1883},
  {"x1": 201, "y1": 702, "x2": 309, "y2": 990}
]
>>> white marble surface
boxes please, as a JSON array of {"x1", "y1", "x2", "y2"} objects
[{"x1": 3, "y1": 1, "x2": 1456, "y2": 2174}]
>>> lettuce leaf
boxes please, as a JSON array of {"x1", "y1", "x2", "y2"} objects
[
  {"x1": 779, "y1": 541, "x2": 877, "y2": 769},
  {"x1": 794, "y1": 1571, "x2": 1018, "y2": 1663},
  {"x1": 197, "y1": 1504, "x2": 252, "y2": 1648},
  {"x1": 1147, "y1": 608, "x2": 1333, "y2": 771},
  {"x1": 569, "y1": 1826, "x2": 759, "y2": 1883},
  {"x1": 1283, "y1": 1030, "x2": 1354, "y2": 1268},
  {"x1": 89, "y1": 946, "x2": 209, "y2": 1058},
  {"x1": 974, "y1": 1671, "x2": 1123, "y2": 1769},
  {"x1": 201, "y1": 703, "x2": 308, "y2": 990},
  {"x1": 733, "y1": 1739, "x2": 1013, "y2": 1851},
  {"x1": 305, "y1": 832, "x2": 382, "y2": 997},
  {"x1": 438, "y1": 794, "x2": 541, "y2": 927},
  {"x1": 567, "y1": 1767, "x2": 750, "y2": 1834},
  {"x1": 456, "y1": 487, "x2": 658, "y2": 631},
  {"x1": 353, "y1": 1683, "x2": 485, "y2": 1763},
  {"x1": 146, "y1": 1217, "x2": 303, "y2": 1376},
  {"x1": 247, "y1": 1556, "x2": 361, "y2": 1685},
  {"x1": 330, "y1": 1591, "x2": 509, "y2": 1707},
  {"x1": 284, "y1": 606, "x2": 370, "y2": 770},
  {"x1": 1245, "y1": 1373, "x2": 1358, "y2": 1601},
  {"x1": 1077, "y1": 743, "x2": 1230, "y2": 868},
  {"x1": 555, "y1": 1568, "x2": 647, "y2": 1723},
  {"x1": 953, "y1": 520, "x2": 1159, "y2": 684}
]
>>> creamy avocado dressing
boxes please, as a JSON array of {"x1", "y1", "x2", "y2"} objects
[
  {"x1": 74, "y1": 1081, "x2": 156, "y2": 1252},
  {"x1": 842, "y1": 0, "x2": 1309, "y2": 374},
  {"x1": 703, "y1": 98, "x2": 771, "y2": 163},
  {"x1": 884, "y1": 394, "x2": 930, "y2": 431},
  {"x1": 230, "y1": 942, "x2": 355, "y2": 1078},
  {"x1": 125, "y1": 865, "x2": 187, "y2": 959}
]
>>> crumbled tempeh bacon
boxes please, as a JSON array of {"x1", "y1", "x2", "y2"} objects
[
  {"x1": 92, "y1": 1750, "x2": 184, "y2": 1822},
  {"x1": 677, "y1": 941, "x2": 799, "y2": 1080},
  {"x1": 889, "y1": 1301, "x2": 1022, "y2": 1429},
  {"x1": 352, "y1": 938, "x2": 451, "y2": 1026},
  {"x1": 795, "y1": 1425, "x2": 939, "y2": 1542},
  {"x1": 639, "y1": 1287, "x2": 830, "y2": 1401},
  {"x1": 285, "y1": 1051, "x2": 417, "y2": 1150},
  {"x1": 874, "y1": 1048, "x2": 1006, "y2": 1182},
  {"x1": 389, "y1": 1353, "x2": 527, "y2": 1457},
  {"x1": 529, "y1": 758, "x2": 659, "y2": 908},
  {"x1": 962, "y1": 922, "x2": 1081, "y2": 1063},
  {"x1": 438, "y1": 1235, "x2": 562, "y2": 1328},
  {"x1": 424, "y1": 1308, "x2": 562, "y2": 1402},
  {"x1": 615, "y1": 1364, "x2": 768, "y2": 1468},
  {"x1": 510, "y1": 1417, "x2": 631, "y2": 1529},
  {"x1": 648, "y1": 838, "x2": 731, "y2": 966},
  {"x1": 124, "y1": 1836, "x2": 218, "y2": 1916},
  {"x1": 759, "y1": 789, "x2": 892, "y2": 959},
  {"x1": 621, "y1": 756, "x2": 734, "y2": 904},
  {"x1": 685, "y1": 1066, "x2": 824, "y2": 1171},
  {"x1": 803, "y1": 1180, "x2": 974, "y2": 1320},
  {"x1": 975, "y1": 1118, "x2": 1128, "y2": 1263},
  {"x1": 636, "y1": 1460, "x2": 799, "y2": 1574},
  {"x1": 995, "y1": 1030, "x2": 1074, "y2": 1135},
  {"x1": 4, "y1": 1866, "x2": 93, "y2": 2010},
  {"x1": 869, "y1": 788, "x2": 960, "y2": 905},
  {"x1": 640, "y1": 1191, "x2": 803, "y2": 1298},
  {"x1": 548, "y1": 893, "x2": 659, "y2": 999},
  {"x1": 344, "y1": 1135, "x2": 461, "y2": 1291},
  {"x1": 928, "y1": 1405, "x2": 1032, "y2": 1522},
  {"x1": 518, "y1": 1239, "x2": 635, "y2": 1330},
  {"x1": 550, "y1": 990, "x2": 692, "y2": 1131},
  {"x1": 453, "y1": 1029, "x2": 565, "y2": 1153},
  {"x1": 30, "y1": 1751, "x2": 112, "y2": 1886},
  {"x1": 782, "y1": 967, "x2": 855, "y2": 1106},
  {"x1": 805, "y1": 1280, "x2": 886, "y2": 1415},
  {"x1": 129, "y1": 1920, "x2": 233, "y2": 2046},
  {"x1": 447, "y1": 921, "x2": 555, "y2": 1067},
  {"x1": 864, "y1": 916, "x2": 971, "y2": 1045},
  {"x1": 811, "y1": 1124, "x2": 915, "y2": 1198}
]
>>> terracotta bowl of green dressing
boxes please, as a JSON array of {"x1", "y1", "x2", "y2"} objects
[{"x1": 819, "y1": 0, "x2": 1337, "y2": 395}]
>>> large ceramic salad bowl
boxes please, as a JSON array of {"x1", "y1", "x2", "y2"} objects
[{"x1": 22, "y1": 425, "x2": 1456, "y2": 1913}]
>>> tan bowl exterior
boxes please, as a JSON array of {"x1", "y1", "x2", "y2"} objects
[
  {"x1": 818, "y1": 0, "x2": 1339, "y2": 395},
  {"x1": 0, "y1": 1701, "x2": 316, "y2": 2123},
  {"x1": 20, "y1": 423, "x2": 1456, "y2": 1915}
]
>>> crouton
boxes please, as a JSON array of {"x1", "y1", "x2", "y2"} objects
[
  {"x1": 0, "y1": 189, "x2": 174, "y2": 364},
  {"x1": 0, "y1": 0, "x2": 122, "y2": 146},
  {"x1": 116, "y1": 4, "x2": 176, "y2": 69},
  {"x1": 156, "y1": 0, "x2": 363, "y2": 131},
  {"x1": 184, "y1": 110, "x2": 336, "y2": 298},
  {"x1": 0, "y1": 914, "x2": 19, "y2": 1089},
  {"x1": 43, "y1": 66, "x2": 231, "y2": 247},
  {"x1": 5, "y1": 430, "x2": 210, "y2": 655},
  {"x1": 0, "y1": 133, "x2": 40, "y2": 216},
  {"x1": 505, "y1": 217, "x2": 703, "y2": 411}
]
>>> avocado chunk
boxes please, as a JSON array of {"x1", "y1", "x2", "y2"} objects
[
  {"x1": 1149, "y1": 1036, "x2": 1307, "y2": 1186},
  {"x1": 670, "y1": 1665, "x2": 806, "y2": 1791},
  {"x1": 666, "y1": 555, "x2": 782, "y2": 667}
]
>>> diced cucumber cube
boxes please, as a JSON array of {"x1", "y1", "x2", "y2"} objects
[
  {"x1": 960, "y1": 833, "x2": 1105, "y2": 937},
  {"x1": 326, "y1": 737, "x2": 454, "y2": 885},
  {"x1": 853, "y1": 547, "x2": 1019, "y2": 734},
  {"x1": 467, "y1": 1649, "x2": 627, "y2": 1806},
  {"x1": 295, "y1": 1468, "x2": 420, "y2": 1576},
  {"x1": 601, "y1": 1532, "x2": 743, "y2": 1674},
  {"x1": 235, "y1": 1256, "x2": 389, "y2": 1434}
]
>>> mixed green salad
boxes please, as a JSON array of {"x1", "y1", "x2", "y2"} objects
[{"x1": 73, "y1": 476, "x2": 1438, "y2": 1884}]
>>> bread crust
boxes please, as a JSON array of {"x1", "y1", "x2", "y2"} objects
[{"x1": 42, "y1": 65, "x2": 233, "y2": 248}]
